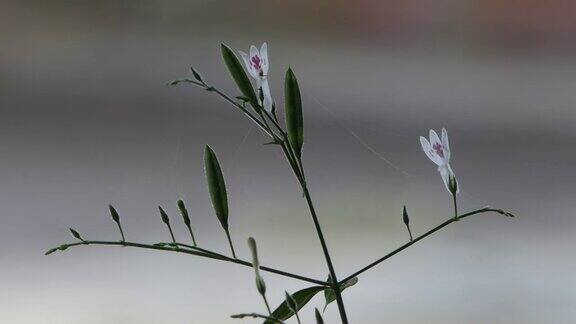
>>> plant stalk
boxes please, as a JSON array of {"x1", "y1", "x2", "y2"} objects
[
  {"x1": 49, "y1": 240, "x2": 328, "y2": 286},
  {"x1": 225, "y1": 229, "x2": 237, "y2": 259},
  {"x1": 339, "y1": 207, "x2": 514, "y2": 284}
]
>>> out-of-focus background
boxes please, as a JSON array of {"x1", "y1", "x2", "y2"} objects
[{"x1": 1, "y1": 1, "x2": 575, "y2": 323}]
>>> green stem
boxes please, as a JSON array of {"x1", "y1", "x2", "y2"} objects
[
  {"x1": 262, "y1": 295, "x2": 272, "y2": 316},
  {"x1": 116, "y1": 222, "x2": 126, "y2": 243},
  {"x1": 230, "y1": 313, "x2": 285, "y2": 323},
  {"x1": 49, "y1": 240, "x2": 328, "y2": 286},
  {"x1": 406, "y1": 225, "x2": 413, "y2": 241},
  {"x1": 166, "y1": 223, "x2": 177, "y2": 245},
  {"x1": 453, "y1": 193, "x2": 459, "y2": 221},
  {"x1": 186, "y1": 225, "x2": 197, "y2": 247},
  {"x1": 339, "y1": 207, "x2": 514, "y2": 284},
  {"x1": 276, "y1": 137, "x2": 348, "y2": 323},
  {"x1": 225, "y1": 229, "x2": 237, "y2": 259}
]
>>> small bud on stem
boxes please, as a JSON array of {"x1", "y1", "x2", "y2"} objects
[
  {"x1": 69, "y1": 228, "x2": 85, "y2": 242},
  {"x1": 109, "y1": 205, "x2": 126, "y2": 243},
  {"x1": 402, "y1": 206, "x2": 413, "y2": 241},
  {"x1": 177, "y1": 199, "x2": 197, "y2": 246},
  {"x1": 158, "y1": 206, "x2": 177, "y2": 245},
  {"x1": 247, "y1": 237, "x2": 271, "y2": 314}
]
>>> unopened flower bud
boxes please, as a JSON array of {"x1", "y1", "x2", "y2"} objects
[
  {"x1": 247, "y1": 237, "x2": 260, "y2": 269},
  {"x1": 177, "y1": 199, "x2": 191, "y2": 226},
  {"x1": 255, "y1": 273, "x2": 266, "y2": 296},
  {"x1": 109, "y1": 205, "x2": 120, "y2": 223},
  {"x1": 402, "y1": 205, "x2": 409, "y2": 226},
  {"x1": 158, "y1": 206, "x2": 170, "y2": 225},
  {"x1": 69, "y1": 228, "x2": 83, "y2": 241}
]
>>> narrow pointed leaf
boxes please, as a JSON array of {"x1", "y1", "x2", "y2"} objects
[
  {"x1": 285, "y1": 68, "x2": 304, "y2": 158},
  {"x1": 315, "y1": 308, "x2": 324, "y2": 324},
  {"x1": 221, "y1": 44, "x2": 258, "y2": 107},
  {"x1": 264, "y1": 286, "x2": 324, "y2": 323},
  {"x1": 323, "y1": 277, "x2": 359, "y2": 311},
  {"x1": 284, "y1": 291, "x2": 298, "y2": 313},
  {"x1": 204, "y1": 145, "x2": 229, "y2": 229}
]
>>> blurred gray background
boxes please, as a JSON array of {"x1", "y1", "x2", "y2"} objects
[{"x1": 1, "y1": 1, "x2": 575, "y2": 323}]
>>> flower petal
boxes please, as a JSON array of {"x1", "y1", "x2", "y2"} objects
[
  {"x1": 420, "y1": 136, "x2": 443, "y2": 166},
  {"x1": 239, "y1": 50, "x2": 258, "y2": 79},
  {"x1": 250, "y1": 45, "x2": 259, "y2": 64},
  {"x1": 260, "y1": 42, "x2": 269, "y2": 74},
  {"x1": 439, "y1": 164, "x2": 459, "y2": 193},
  {"x1": 438, "y1": 165, "x2": 451, "y2": 192},
  {"x1": 429, "y1": 129, "x2": 442, "y2": 147},
  {"x1": 261, "y1": 79, "x2": 273, "y2": 112},
  {"x1": 441, "y1": 128, "x2": 450, "y2": 161}
]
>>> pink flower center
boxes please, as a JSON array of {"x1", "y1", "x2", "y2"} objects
[
  {"x1": 251, "y1": 55, "x2": 262, "y2": 72},
  {"x1": 433, "y1": 143, "x2": 445, "y2": 158}
]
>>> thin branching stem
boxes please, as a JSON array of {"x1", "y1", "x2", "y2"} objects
[
  {"x1": 49, "y1": 240, "x2": 329, "y2": 286},
  {"x1": 225, "y1": 229, "x2": 237, "y2": 259},
  {"x1": 171, "y1": 79, "x2": 275, "y2": 138},
  {"x1": 262, "y1": 296, "x2": 272, "y2": 316},
  {"x1": 186, "y1": 225, "x2": 197, "y2": 247},
  {"x1": 189, "y1": 82, "x2": 350, "y2": 323},
  {"x1": 116, "y1": 223, "x2": 126, "y2": 243},
  {"x1": 453, "y1": 193, "x2": 459, "y2": 221},
  {"x1": 231, "y1": 313, "x2": 285, "y2": 323},
  {"x1": 339, "y1": 207, "x2": 514, "y2": 284}
]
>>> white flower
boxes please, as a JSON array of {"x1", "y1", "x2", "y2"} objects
[
  {"x1": 239, "y1": 43, "x2": 273, "y2": 113},
  {"x1": 420, "y1": 128, "x2": 459, "y2": 193}
]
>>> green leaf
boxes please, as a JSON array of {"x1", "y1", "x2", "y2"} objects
[
  {"x1": 220, "y1": 44, "x2": 258, "y2": 108},
  {"x1": 204, "y1": 145, "x2": 229, "y2": 229},
  {"x1": 323, "y1": 277, "x2": 358, "y2": 311},
  {"x1": 284, "y1": 68, "x2": 304, "y2": 158},
  {"x1": 315, "y1": 308, "x2": 324, "y2": 324},
  {"x1": 264, "y1": 286, "x2": 324, "y2": 323}
]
